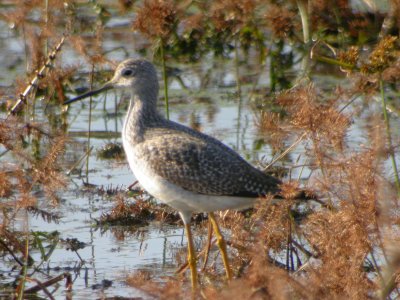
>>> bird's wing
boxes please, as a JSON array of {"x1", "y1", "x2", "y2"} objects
[{"x1": 137, "y1": 127, "x2": 281, "y2": 197}]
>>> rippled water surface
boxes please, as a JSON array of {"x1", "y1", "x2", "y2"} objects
[{"x1": 0, "y1": 1, "x2": 398, "y2": 299}]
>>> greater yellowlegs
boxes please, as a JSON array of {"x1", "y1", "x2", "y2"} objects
[{"x1": 64, "y1": 59, "x2": 288, "y2": 288}]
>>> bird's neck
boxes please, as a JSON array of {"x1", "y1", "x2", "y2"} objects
[{"x1": 122, "y1": 90, "x2": 163, "y2": 144}]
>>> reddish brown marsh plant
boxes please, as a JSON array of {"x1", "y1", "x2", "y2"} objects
[
  {"x1": 204, "y1": 253, "x2": 311, "y2": 300},
  {"x1": 277, "y1": 85, "x2": 350, "y2": 151},
  {"x1": 118, "y1": 0, "x2": 135, "y2": 13},
  {"x1": 304, "y1": 208, "x2": 374, "y2": 298},
  {"x1": 0, "y1": 119, "x2": 67, "y2": 207},
  {"x1": 206, "y1": 81, "x2": 399, "y2": 298},
  {"x1": 1, "y1": 0, "x2": 67, "y2": 69},
  {"x1": 127, "y1": 270, "x2": 190, "y2": 299},
  {"x1": 124, "y1": 97, "x2": 399, "y2": 299},
  {"x1": 133, "y1": 0, "x2": 181, "y2": 117},
  {"x1": 70, "y1": 27, "x2": 107, "y2": 66},
  {"x1": 302, "y1": 149, "x2": 383, "y2": 298},
  {"x1": 327, "y1": 36, "x2": 399, "y2": 95},
  {"x1": 337, "y1": 46, "x2": 359, "y2": 73},
  {"x1": 273, "y1": 84, "x2": 398, "y2": 297},
  {"x1": 361, "y1": 36, "x2": 398, "y2": 75},
  {"x1": 265, "y1": 4, "x2": 298, "y2": 40},
  {"x1": 255, "y1": 110, "x2": 290, "y2": 153},
  {"x1": 209, "y1": 0, "x2": 260, "y2": 38},
  {"x1": 133, "y1": 0, "x2": 178, "y2": 43}
]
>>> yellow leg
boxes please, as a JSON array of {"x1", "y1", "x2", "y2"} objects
[
  {"x1": 208, "y1": 212, "x2": 232, "y2": 280},
  {"x1": 184, "y1": 223, "x2": 198, "y2": 289},
  {"x1": 201, "y1": 220, "x2": 213, "y2": 271}
]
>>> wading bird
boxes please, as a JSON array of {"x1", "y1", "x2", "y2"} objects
[{"x1": 65, "y1": 59, "x2": 311, "y2": 289}]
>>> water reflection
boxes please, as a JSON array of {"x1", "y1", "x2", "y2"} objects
[{"x1": 1, "y1": 3, "x2": 397, "y2": 298}]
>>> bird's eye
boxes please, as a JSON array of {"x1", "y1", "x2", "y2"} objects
[{"x1": 122, "y1": 69, "x2": 134, "y2": 77}]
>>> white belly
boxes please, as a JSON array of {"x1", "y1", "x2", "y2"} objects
[{"x1": 123, "y1": 142, "x2": 256, "y2": 215}]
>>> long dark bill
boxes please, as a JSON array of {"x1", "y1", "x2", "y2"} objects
[{"x1": 63, "y1": 83, "x2": 113, "y2": 105}]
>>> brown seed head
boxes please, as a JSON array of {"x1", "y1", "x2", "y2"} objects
[
  {"x1": 133, "y1": 0, "x2": 178, "y2": 41},
  {"x1": 361, "y1": 36, "x2": 397, "y2": 74}
]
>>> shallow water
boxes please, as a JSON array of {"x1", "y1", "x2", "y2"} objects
[
  {"x1": 1, "y1": 66, "x2": 290, "y2": 298},
  {"x1": 4, "y1": 66, "x2": 397, "y2": 299},
  {"x1": 0, "y1": 2, "x2": 399, "y2": 299}
]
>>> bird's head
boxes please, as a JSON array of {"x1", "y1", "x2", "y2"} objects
[{"x1": 64, "y1": 59, "x2": 159, "y2": 105}]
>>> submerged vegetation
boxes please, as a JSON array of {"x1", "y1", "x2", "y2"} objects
[{"x1": 0, "y1": 0, "x2": 399, "y2": 298}]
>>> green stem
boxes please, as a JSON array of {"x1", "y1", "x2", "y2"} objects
[
  {"x1": 314, "y1": 55, "x2": 357, "y2": 70},
  {"x1": 160, "y1": 40, "x2": 169, "y2": 120},
  {"x1": 17, "y1": 236, "x2": 29, "y2": 300},
  {"x1": 45, "y1": 0, "x2": 49, "y2": 55},
  {"x1": 297, "y1": 0, "x2": 310, "y2": 44},
  {"x1": 234, "y1": 39, "x2": 243, "y2": 151},
  {"x1": 86, "y1": 64, "x2": 95, "y2": 183},
  {"x1": 234, "y1": 39, "x2": 242, "y2": 96},
  {"x1": 379, "y1": 77, "x2": 400, "y2": 194}
]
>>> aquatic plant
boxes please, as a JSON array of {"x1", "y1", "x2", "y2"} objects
[
  {"x1": 133, "y1": 0, "x2": 180, "y2": 119},
  {"x1": 1, "y1": 0, "x2": 400, "y2": 298}
]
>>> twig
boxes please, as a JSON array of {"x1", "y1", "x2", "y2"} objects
[
  {"x1": 264, "y1": 132, "x2": 307, "y2": 170},
  {"x1": 379, "y1": 77, "x2": 400, "y2": 194},
  {"x1": 7, "y1": 35, "x2": 67, "y2": 117},
  {"x1": 74, "y1": 250, "x2": 84, "y2": 263},
  {"x1": 16, "y1": 237, "x2": 29, "y2": 300},
  {"x1": 380, "y1": 272, "x2": 398, "y2": 300},
  {"x1": 25, "y1": 278, "x2": 55, "y2": 300},
  {"x1": 66, "y1": 146, "x2": 93, "y2": 176},
  {"x1": 0, "y1": 238, "x2": 24, "y2": 266},
  {"x1": 24, "y1": 272, "x2": 72, "y2": 294},
  {"x1": 85, "y1": 63, "x2": 95, "y2": 183},
  {"x1": 291, "y1": 239, "x2": 315, "y2": 258}
]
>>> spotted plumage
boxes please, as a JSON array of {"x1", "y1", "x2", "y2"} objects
[
  {"x1": 66, "y1": 59, "x2": 284, "y2": 217},
  {"x1": 135, "y1": 124, "x2": 282, "y2": 197},
  {"x1": 65, "y1": 58, "x2": 299, "y2": 288},
  {"x1": 104, "y1": 59, "x2": 284, "y2": 216}
]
